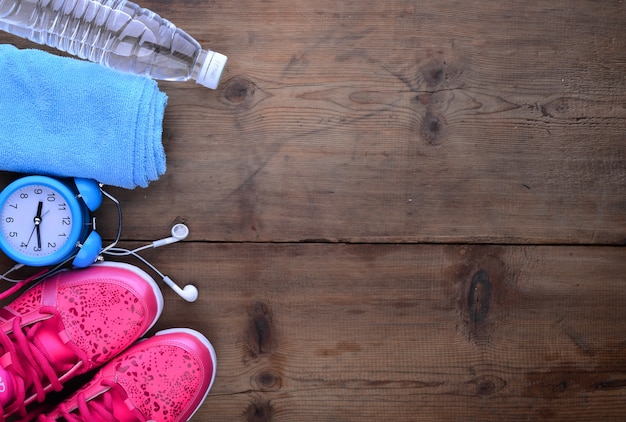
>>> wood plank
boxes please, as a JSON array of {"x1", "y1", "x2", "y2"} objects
[
  {"x1": 120, "y1": 0, "x2": 626, "y2": 244},
  {"x1": 1, "y1": 1, "x2": 624, "y2": 244},
  {"x1": 0, "y1": 242, "x2": 623, "y2": 419},
  {"x1": 138, "y1": 243, "x2": 626, "y2": 421}
]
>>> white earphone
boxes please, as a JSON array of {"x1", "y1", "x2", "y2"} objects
[
  {"x1": 103, "y1": 223, "x2": 199, "y2": 302},
  {"x1": 152, "y1": 223, "x2": 190, "y2": 248}
]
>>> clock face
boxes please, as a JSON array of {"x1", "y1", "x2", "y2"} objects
[{"x1": 0, "y1": 184, "x2": 74, "y2": 258}]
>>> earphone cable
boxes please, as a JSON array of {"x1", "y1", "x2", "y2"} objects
[
  {"x1": 99, "y1": 185, "x2": 123, "y2": 254},
  {"x1": 102, "y1": 247, "x2": 166, "y2": 280},
  {"x1": 102, "y1": 243, "x2": 153, "y2": 256},
  {"x1": 0, "y1": 263, "x2": 24, "y2": 283}
]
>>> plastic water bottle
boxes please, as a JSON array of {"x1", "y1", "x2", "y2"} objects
[{"x1": 0, "y1": 0, "x2": 227, "y2": 89}]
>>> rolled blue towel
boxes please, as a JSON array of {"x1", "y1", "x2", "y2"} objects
[{"x1": 0, "y1": 44, "x2": 167, "y2": 189}]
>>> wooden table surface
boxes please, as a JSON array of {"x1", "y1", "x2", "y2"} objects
[{"x1": 1, "y1": 0, "x2": 626, "y2": 420}]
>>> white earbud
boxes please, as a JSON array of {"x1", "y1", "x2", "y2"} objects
[
  {"x1": 163, "y1": 276, "x2": 199, "y2": 302},
  {"x1": 152, "y1": 223, "x2": 189, "y2": 248},
  {"x1": 102, "y1": 223, "x2": 199, "y2": 302}
]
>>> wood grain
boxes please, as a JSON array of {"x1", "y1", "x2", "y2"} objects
[
  {"x1": 0, "y1": 0, "x2": 624, "y2": 420},
  {"x1": 148, "y1": 243, "x2": 626, "y2": 421},
  {"x1": 1, "y1": 1, "x2": 625, "y2": 244},
  {"x1": 104, "y1": 0, "x2": 626, "y2": 244}
]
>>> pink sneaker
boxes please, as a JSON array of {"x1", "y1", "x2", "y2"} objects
[
  {"x1": 0, "y1": 262, "x2": 163, "y2": 420},
  {"x1": 39, "y1": 328, "x2": 217, "y2": 422}
]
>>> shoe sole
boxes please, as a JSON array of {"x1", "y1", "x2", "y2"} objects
[
  {"x1": 155, "y1": 327, "x2": 217, "y2": 421},
  {"x1": 91, "y1": 261, "x2": 164, "y2": 332}
]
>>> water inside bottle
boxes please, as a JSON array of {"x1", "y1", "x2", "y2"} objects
[{"x1": 0, "y1": 0, "x2": 223, "y2": 85}]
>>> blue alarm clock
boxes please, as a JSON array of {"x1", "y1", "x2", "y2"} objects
[{"x1": 0, "y1": 175, "x2": 103, "y2": 268}]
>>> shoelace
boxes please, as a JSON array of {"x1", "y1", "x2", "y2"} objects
[
  {"x1": 36, "y1": 380, "x2": 149, "y2": 422},
  {"x1": 0, "y1": 307, "x2": 88, "y2": 421}
]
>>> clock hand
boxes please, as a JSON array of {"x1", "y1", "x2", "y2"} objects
[
  {"x1": 36, "y1": 222, "x2": 42, "y2": 249},
  {"x1": 35, "y1": 201, "x2": 43, "y2": 221},
  {"x1": 25, "y1": 202, "x2": 44, "y2": 248},
  {"x1": 34, "y1": 209, "x2": 52, "y2": 249},
  {"x1": 26, "y1": 224, "x2": 37, "y2": 247},
  {"x1": 35, "y1": 202, "x2": 43, "y2": 249}
]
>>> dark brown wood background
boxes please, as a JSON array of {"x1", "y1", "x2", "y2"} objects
[{"x1": 1, "y1": 0, "x2": 625, "y2": 420}]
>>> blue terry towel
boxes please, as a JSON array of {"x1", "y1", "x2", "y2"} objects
[{"x1": 0, "y1": 44, "x2": 167, "y2": 189}]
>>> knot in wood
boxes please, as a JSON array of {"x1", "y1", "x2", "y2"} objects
[
  {"x1": 223, "y1": 75, "x2": 256, "y2": 105},
  {"x1": 245, "y1": 301, "x2": 276, "y2": 358},
  {"x1": 421, "y1": 111, "x2": 446, "y2": 145},
  {"x1": 245, "y1": 399, "x2": 274, "y2": 422},
  {"x1": 468, "y1": 270, "x2": 492, "y2": 324},
  {"x1": 254, "y1": 368, "x2": 282, "y2": 391}
]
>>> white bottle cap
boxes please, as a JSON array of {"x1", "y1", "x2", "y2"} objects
[{"x1": 196, "y1": 50, "x2": 227, "y2": 90}]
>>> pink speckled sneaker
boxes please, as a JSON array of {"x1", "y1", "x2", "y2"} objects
[
  {"x1": 0, "y1": 262, "x2": 163, "y2": 420},
  {"x1": 38, "y1": 328, "x2": 217, "y2": 422}
]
